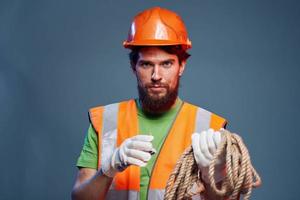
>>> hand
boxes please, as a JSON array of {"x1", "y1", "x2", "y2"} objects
[
  {"x1": 191, "y1": 128, "x2": 225, "y2": 183},
  {"x1": 102, "y1": 134, "x2": 156, "y2": 177}
]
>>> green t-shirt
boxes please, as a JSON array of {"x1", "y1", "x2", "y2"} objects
[{"x1": 76, "y1": 98, "x2": 183, "y2": 199}]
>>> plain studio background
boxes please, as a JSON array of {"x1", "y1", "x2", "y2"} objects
[{"x1": 0, "y1": 0, "x2": 299, "y2": 199}]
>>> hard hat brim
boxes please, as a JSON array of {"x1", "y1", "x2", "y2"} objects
[{"x1": 123, "y1": 39, "x2": 192, "y2": 50}]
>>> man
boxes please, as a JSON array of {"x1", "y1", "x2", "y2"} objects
[{"x1": 72, "y1": 7, "x2": 227, "y2": 200}]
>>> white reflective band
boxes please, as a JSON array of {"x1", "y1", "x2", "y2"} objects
[
  {"x1": 195, "y1": 107, "x2": 212, "y2": 133},
  {"x1": 100, "y1": 103, "x2": 119, "y2": 185},
  {"x1": 106, "y1": 190, "x2": 139, "y2": 200},
  {"x1": 102, "y1": 103, "x2": 119, "y2": 134},
  {"x1": 148, "y1": 189, "x2": 165, "y2": 200}
]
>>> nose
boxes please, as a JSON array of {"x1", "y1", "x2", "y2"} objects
[{"x1": 151, "y1": 65, "x2": 162, "y2": 82}]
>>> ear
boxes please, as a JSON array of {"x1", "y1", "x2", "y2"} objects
[{"x1": 179, "y1": 60, "x2": 186, "y2": 76}]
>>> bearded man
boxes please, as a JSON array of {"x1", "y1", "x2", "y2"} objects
[{"x1": 72, "y1": 7, "x2": 227, "y2": 200}]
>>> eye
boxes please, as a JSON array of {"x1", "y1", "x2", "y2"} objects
[
  {"x1": 139, "y1": 61, "x2": 153, "y2": 68},
  {"x1": 161, "y1": 61, "x2": 173, "y2": 68}
]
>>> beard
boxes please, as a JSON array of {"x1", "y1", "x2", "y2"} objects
[{"x1": 137, "y1": 79, "x2": 180, "y2": 114}]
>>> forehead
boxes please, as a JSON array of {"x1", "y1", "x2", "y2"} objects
[{"x1": 137, "y1": 47, "x2": 178, "y2": 61}]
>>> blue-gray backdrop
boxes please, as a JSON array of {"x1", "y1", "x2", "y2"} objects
[{"x1": 1, "y1": 0, "x2": 299, "y2": 199}]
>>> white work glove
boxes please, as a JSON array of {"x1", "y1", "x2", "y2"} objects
[
  {"x1": 192, "y1": 128, "x2": 226, "y2": 183},
  {"x1": 102, "y1": 134, "x2": 156, "y2": 178}
]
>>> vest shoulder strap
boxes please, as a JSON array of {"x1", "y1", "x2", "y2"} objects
[
  {"x1": 182, "y1": 102, "x2": 227, "y2": 131},
  {"x1": 88, "y1": 99, "x2": 136, "y2": 134},
  {"x1": 191, "y1": 102, "x2": 227, "y2": 131}
]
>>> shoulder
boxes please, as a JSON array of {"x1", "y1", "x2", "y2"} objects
[
  {"x1": 88, "y1": 99, "x2": 136, "y2": 133},
  {"x1": 89, "y1": 99, "x2": 135, "y2": 114},
  {"x1": 183, "y1": 101, "x2": 228, "y2": 129}
]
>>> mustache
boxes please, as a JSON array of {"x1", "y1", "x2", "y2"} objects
[{"x1": 145, "y1": 83, "x2": 169, "y2": 88}]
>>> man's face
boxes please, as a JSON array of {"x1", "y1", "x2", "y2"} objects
[{"x1": 132, "y1": 47, "x2": 186, "y2": 113}]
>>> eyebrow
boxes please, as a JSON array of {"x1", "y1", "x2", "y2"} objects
[
  {"x1": 138, "y1": 59, "x2": 175, "y2": 65},
  {"x1": 138, "y1": 60, "x2": 154, "y2": 65},
  {"x1": 159, "y1": 59, "x2": 175, "y2": 65}
]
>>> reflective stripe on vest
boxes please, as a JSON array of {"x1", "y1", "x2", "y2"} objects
[
  {"x1": 106, "y1": 190, "x2": 139, "y2": 200},
  {"x1": 89, "y1": 99, "x2": 227, "y2": 200}
]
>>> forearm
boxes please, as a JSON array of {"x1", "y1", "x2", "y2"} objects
[{"x1": 71, "y1": 170, "x2": 113, "y2": 200}]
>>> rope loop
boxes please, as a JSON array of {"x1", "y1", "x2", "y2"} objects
[{"x1": 164, "y1": 129, "x2": 261, "y2": 200}]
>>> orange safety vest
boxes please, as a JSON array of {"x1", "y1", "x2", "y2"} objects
[{"x1": 89, "y1": 99, "x2": 227, "y2": 199}]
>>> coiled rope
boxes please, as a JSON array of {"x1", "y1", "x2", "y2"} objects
[{"x1": 164, "y1": 129, "x2": 261, "y2": 200}]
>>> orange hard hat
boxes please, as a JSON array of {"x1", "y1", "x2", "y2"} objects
[{"x1": 123, "y1": 7, "x2": 192, "y2": 50}]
